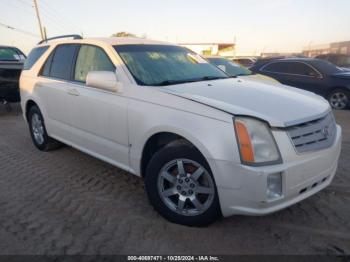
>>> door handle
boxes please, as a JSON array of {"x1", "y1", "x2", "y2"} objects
[{"x1": 67, "y1": 88, "x2": 80, "y2": 96}]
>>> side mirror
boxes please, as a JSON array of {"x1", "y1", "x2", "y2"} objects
[{"x1": 86, "y1": 71, "x2": 122, "y2": 92}]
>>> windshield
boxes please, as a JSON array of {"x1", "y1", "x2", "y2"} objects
[
  {"x1": 0, "y1": 47, "x2": 25, "y2": 61},
  {"x1": 114, "y1": 45, "x2": 228, "y2": 86},
  {"x1": 339, "y1": 56, "x2": 350, "y2": 67},
  {"x1": 207, "y1": 57, "x2": 252, "y2": 76}
]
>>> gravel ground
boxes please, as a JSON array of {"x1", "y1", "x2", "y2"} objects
[{"x1": 0, "y1": 104, "x2": 349, "y2": 255}]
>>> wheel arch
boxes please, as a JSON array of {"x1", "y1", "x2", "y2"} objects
[
  {"x1": 327, "y1": 86, "x2": 350, "y2": 97},
  {"x1": 139, "y1": 130, "x2": 213, "y2": 178},
  {"x1": 25, "y1": 99, "x2": 39, "y2": 122}
]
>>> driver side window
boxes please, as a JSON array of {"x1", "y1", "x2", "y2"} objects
[{"x1": 74, "y1": 45, "x2": 115, "y2": 83}]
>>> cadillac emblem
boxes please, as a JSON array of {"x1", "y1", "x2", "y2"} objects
[{"x1": 322, "y1": 126, "x2": 330, "y2": 138}]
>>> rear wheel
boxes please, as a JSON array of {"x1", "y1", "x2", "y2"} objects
[
  {"x1": 145, "y1": 145, "x2": 221, "y2": 226},
  {"x1": 328, "y1": 89, "x2": 349, "y2": 110},
  {"x1": 28, "y1": 105, "x2": 62, "y2": 151}
]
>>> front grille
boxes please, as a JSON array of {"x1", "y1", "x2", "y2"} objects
[{"x1": 286, "y1": 112, "x2": 336, "y2": 153}]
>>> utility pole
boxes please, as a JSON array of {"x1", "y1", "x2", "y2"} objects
[
  {"x1": 233, "y1": 35, "x2": 237, "y2": 58},
  {"x1": 33, "y1": 0, "x2": 44, "y2": 40}
]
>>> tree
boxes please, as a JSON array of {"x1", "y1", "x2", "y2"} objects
[{"x1": 112, "y1": 32, "x2": 137, "y2": 37}]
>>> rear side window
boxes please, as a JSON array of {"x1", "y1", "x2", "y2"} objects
[
  {"x1": 23, "y1": 46, "x2": 49, "y2": 70},
  {"x1": 74, "y1": 45, "x2": 115, "y2": 82},
  {"x1": 263, "y1": 61, "x2": 318, "y2": 77},
  {"x1": 49, "y1": 45, "x2": 78, "y2": 80}
]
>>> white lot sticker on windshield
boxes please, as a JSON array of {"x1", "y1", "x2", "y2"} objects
[
  {"x1": 13, "y1": 54, "x2": 20, "y2": 60},
  {"x1": 187, "y1": 53, "x2": 207, "y2": 64}
]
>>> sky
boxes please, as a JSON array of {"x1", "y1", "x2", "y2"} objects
[{"x1": 1, "y1": 0, "x2": 349, "y2": 55}]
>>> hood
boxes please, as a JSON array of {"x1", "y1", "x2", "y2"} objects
[
  {"x1": 332, "y1": 72, "x2": 350, "y2": 80},
  {"x1": 159, "y1": 78, "x2": 330, "y2": 127},
  {"x1": 239, "y1": 73, "x2": 280, "y2": 84}
]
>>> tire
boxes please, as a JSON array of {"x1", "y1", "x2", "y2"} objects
[
  {"x1": 27, "y1": 105, "x2": 62, "y2": 151},
  {"x1": 145, "y1": 145, "x2": 221, "y2": 227},
  {"x1": 328, "y1": 89, "x2": 350, "y2": 110}
]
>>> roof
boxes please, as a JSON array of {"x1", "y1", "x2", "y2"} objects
[
  {"x1": 254, "y1": 57, "x2": 319, "y2": 65},
  {"x1": 252, "y1": 57, "x2": 319, "y2": 69},
  {"x1": 37, "y1": 37, "x2": 173, "y2": 47},
  {"x1": 179, "y1": 43, "x2": 234, "y2": 46},
  {"x1": 89, "y1": 37, "x2": 172, "y2": 45},
  {"x1": 274, "y1": 57, "x2": 317, "y2": 62},
  {"x1": 0, "y1": 45, "x2": 17, "y2": 48}
]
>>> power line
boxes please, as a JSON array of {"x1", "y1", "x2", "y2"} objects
[
  {"x1": 5, "y1": 0, "x2": 82, "y2": 37},
  {"x1": 12, "y1": 0, "x2": 67, "y2": 35},
  {"x1": 40, "y1": 8, "x2": 78, "y2": 34},
  {"x1": 13, "y1": 0, "x2": 81, "y2": 35},
  {"x1": 5, "y1": 0, "x2": 35, "y2": 17},
  {"x1": 15, "y1": 0, "x2": 33, "y2": 8},
  {"x1": 0, "y1": 21, "x2": 39, "y2": 38},
  {"x1": 40, "y1": 0, "x2": 82, "y2": 33}
]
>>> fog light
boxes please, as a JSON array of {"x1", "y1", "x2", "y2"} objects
[{"x1": 267, "y1": 172, "x2": 282, "y2": 200}]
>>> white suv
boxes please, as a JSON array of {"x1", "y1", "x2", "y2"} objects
[{"x1": 20, "y1": 36, "x2": 342, "y2": 226}]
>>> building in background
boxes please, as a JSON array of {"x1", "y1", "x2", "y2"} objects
[
  {"x1": 179, "y1": 43, "x2": 235, "y2": 57},
  {"x1": 303, "y1": 41, "x2": 350, "y2": 57},
  {"x1": 260, "y1": 52, "x2": 303, "y2": 58}
]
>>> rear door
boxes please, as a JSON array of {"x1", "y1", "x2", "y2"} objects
[{"x1": 38, "y1": 44, "x2": 79, "y2": 137}]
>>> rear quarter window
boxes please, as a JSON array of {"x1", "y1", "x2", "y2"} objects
[{"x1": 23, "y1": 46, "x2": 49, "y2": 70}]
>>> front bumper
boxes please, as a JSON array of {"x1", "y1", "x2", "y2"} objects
[{"x1": 215, "y1": 125, "x2": 342, "y2": 217}]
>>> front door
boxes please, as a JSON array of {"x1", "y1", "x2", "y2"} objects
[{"x1": 67, "y1": 44, "x2": 130, "y2": 170}]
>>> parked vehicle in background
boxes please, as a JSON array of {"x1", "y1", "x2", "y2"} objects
[
  {"x1": 0, "y1": 46, "x2": 26, "y2": 103},
  {"x1": 205, "y1": 56, "x2": 279, "y2": 84},
  {"x1": 20, "y1": 36, "x2": 341, "y2": 226},
  {"x1": 251, "y1": 58, "x2": 350, "y2": 109},
  {"x1": 232, "y1": 57, "x2": 256, "y2": 68},
  {"x1": 316, "y1": 53, "x2": 350, "y2": 69}
]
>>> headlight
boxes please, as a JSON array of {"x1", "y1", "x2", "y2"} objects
[{"x1": 234, "y1": 117, "x2": 282, "y2": 165}]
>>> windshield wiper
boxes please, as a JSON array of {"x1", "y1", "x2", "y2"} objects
[
  {"x1": 199, "y1": 76, "x2": 228, "y2": 81},
  {"x1": 154, "y1": 76, "x2": 228, "y2": 86},
  {"x1": 234, "y1": 73, "x2": 252, "y2": 76},
  {"x1": 153, "y1": 79, "x2": 199, "y2": 86}
]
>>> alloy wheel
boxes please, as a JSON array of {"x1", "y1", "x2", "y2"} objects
[
  {"x1": 31, "y1": 113, "x2": 45, "y2": 145},
  {"x1": 157, "y1": 159, "x2": 215, "y2": 216},
  {"x1": 330, "y1": 91, "x2": 348, "y2": 109}
]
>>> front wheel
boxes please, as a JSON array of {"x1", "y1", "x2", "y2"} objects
[
  {"x1": 328, "y1": 89, "x2": 349, "y2": 110},
  {"x1": 145, "y1": 145, "x2": 221, "y2": 226}
]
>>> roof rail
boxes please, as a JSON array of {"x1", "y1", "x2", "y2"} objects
[{"x1": 38, "y1": 34, "x2": 83, "y2": 45}]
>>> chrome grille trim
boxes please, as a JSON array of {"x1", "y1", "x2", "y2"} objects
[{"x1": 286, "y1": 112, "x2": 336, "y2": 153}]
